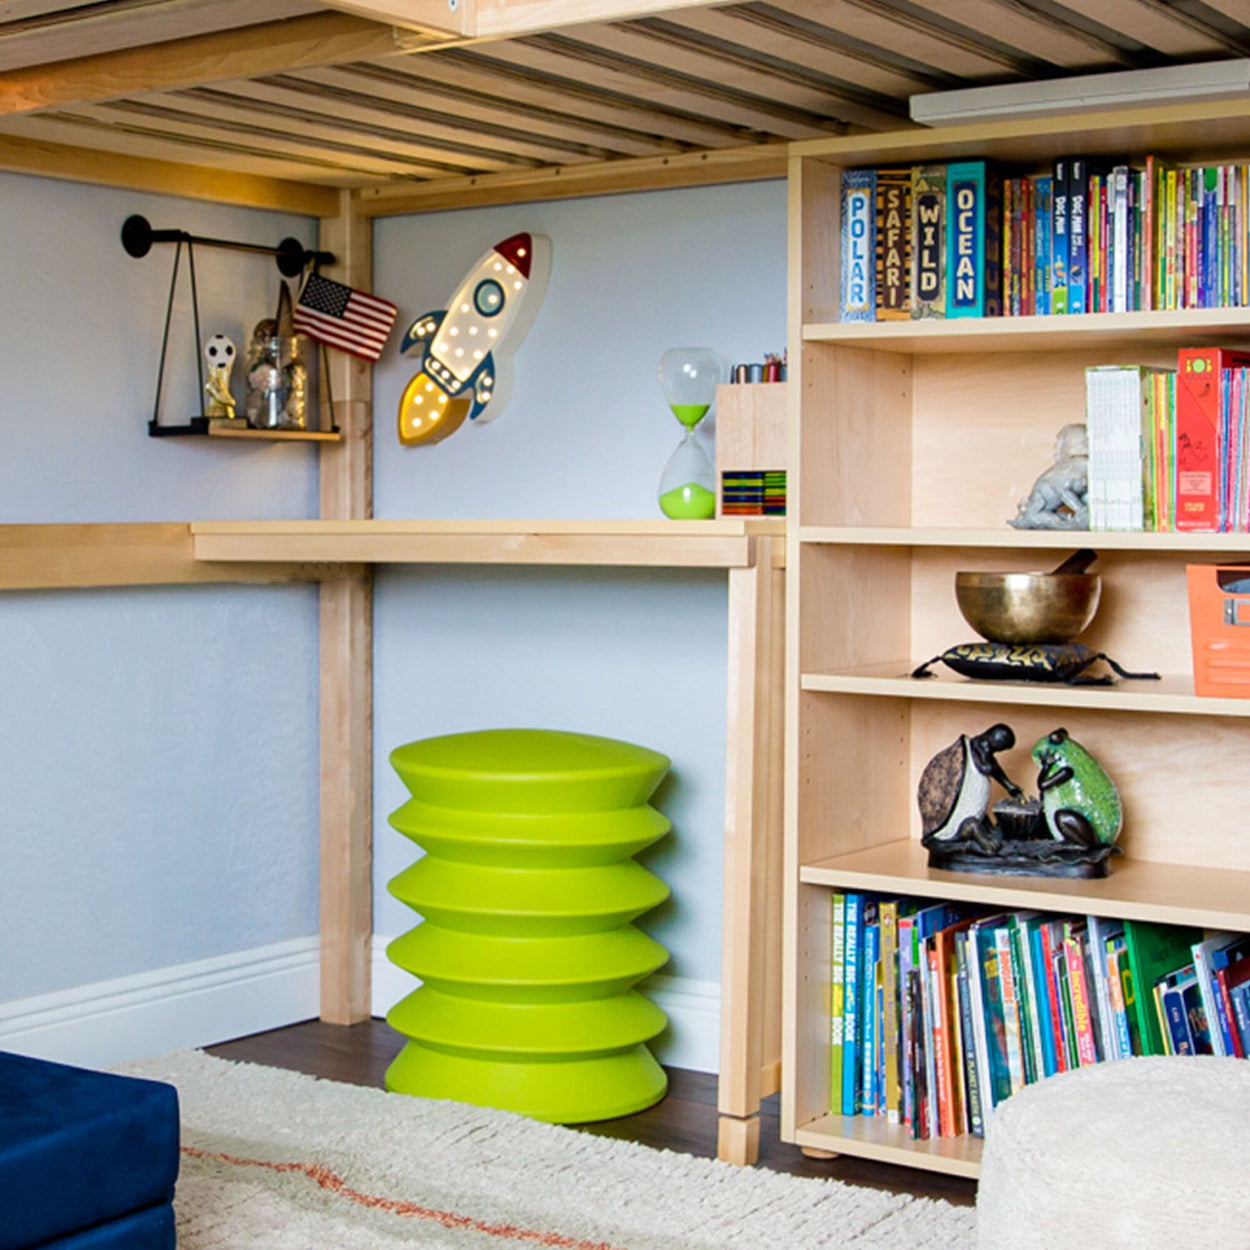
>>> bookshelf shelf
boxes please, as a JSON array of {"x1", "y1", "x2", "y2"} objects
[
  {"x1": 798, "y1": 527, "x2": 1250, "y2": 554},
  {"x1": 784, "y1": 105, "x2": 1250, "y2": 1180},
  {"x1": 800, "y1": 667, "x2": 1250, "y2": 717},
  {"x1": 804, "y1": 308, "x2": 1250, "y2": 355},
  {"x1": 799, "y1": 842, "x2": 1250, "y2": 933},
  {"x1": 793, "y1": 1113, "x2": 982, "y2": 1178}
]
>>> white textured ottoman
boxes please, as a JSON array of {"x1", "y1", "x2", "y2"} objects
[{"x1": 976, "y1": 1056, "x2": 1250, "y2": 1249}]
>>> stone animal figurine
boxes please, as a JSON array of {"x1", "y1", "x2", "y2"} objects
[
  {"x1": 1010, "y1": 423, "x2": 1089, "y2": 530},
  {"x1": 1031, "y1": 728, "x2": 1123, "y2": 850},
  {"x1": 917, "y1": 723, "x2": 1023, "y2": 854}
]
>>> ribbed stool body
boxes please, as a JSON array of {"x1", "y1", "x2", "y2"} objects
[{"x1": 385, "y1": 728, "x2": 672, "y2": 1123}]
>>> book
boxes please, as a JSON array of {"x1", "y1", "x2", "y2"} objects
[
  {"x1": 1218, "y1": 953, "x2": 1250, "y2": 1054},
  {"x1": 946, "y1": 160, "x2": 1003, "y2": 318},
  {"x1": 861, "y1": 901, "x2": 880, "y2": 1116},
  {"x1": 1038, "y1": 918, "x2": 1069, "y2": 1073},
  {"x1": 1191, "y1": 932, "x2": 1250, "y2": 1057},
  {"x1": 1068, "y1": 158, "x2": 1112, "y2": 315},
  {"x1": 1064, "y1": 923, "x2": 1100, "y2": 1067},
  {"x1": 1105, "y1": 935, "x2": 1136, "y2": 1058},
  {"x1": 842, "y1": 892, "x2": 865, "y2": 1114},
  {"x1": 1051, "y1": 159, "x2": 1070, "y2": 315},
  {"x1": 931, "y1": 918, "x2": 973, "y2": 1135},
  {"x1": 1175, "y1": 347, "x2": 1250, "y2": 531},
  {"x1": 1088, "y1": 915, "x2": 1125, "y2": 1061},
  {"x1": 910, "y1": 164, "x2": 946, "y2": 319},
  {"x1": 1123, "y1": 919, "x2": 1203, "y2": 1055},
  {"x1": 1034, "y1": 175, "x2": 1053, "y2": 316},
  {"x1": 830, "y1": 892, "x2": 846, "y2": 1106},
  {"x1": 880, "y1": 899, "x2": 903, "y2": 1123},
  {"x1": 995, "y1": 925, "x2": 1028, "y2": 1092},
  {"x1": 875, "y1": 168, "x2": 911, "y2": 320},
  {"x1": 954, "y1": 929, "x2": 985, "y2": 1137},
  {"x1": 840, "y1": 169, "x2": 876, "y2": 322},
  {"x1": 974, "y1": 917, "x2": 1014, "y2": 1110},
  {"x1": 1006, "y1": 913, "x2": 1042, "y2": 1085}
]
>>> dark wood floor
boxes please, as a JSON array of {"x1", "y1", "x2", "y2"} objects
[{"x1": 208, "y1": 1018, "x2": 976, "y2": 1208}]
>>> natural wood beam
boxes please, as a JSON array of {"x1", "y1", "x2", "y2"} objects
[
  {"x1": 0, "y1": 131, "x2": 340, "y2": 212},
  {"x1": 0, "y1": 523, "x2": 326, "y2": 591},
  {"x1": 0, "y1": 12, "x2": 439, "y2": 117},
  {"x1": 357, "y1": 141, "x2": 789, "y2": 215},
  {"x1": 318, "y1": 0, "x2": 727, "y2": 38},
  {"x1": 317, "y1": 191, "x2": 375, "y2": 1026}
]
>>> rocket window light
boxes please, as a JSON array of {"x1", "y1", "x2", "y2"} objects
[{"x1": 398, "y1": 231, "x2": 551, "y2": 447}]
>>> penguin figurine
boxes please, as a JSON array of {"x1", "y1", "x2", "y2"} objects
[{"x1": 917, "y1": 723, "x2": 1022, "y2": 854}]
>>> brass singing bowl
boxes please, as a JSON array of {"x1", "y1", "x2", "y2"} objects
[{"x1": 955, "y1": 571, "x2": 1102, "y2": 645}]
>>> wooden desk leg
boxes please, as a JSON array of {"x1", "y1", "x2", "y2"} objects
[{"x1": 717, "y1": 536, "x2": 783, "y2": 1165}]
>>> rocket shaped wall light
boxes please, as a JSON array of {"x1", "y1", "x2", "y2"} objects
[{"x1": 397, "y1": 232, "x2": 551, "y2": 446}]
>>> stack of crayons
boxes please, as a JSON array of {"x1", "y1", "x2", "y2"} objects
[{"x1": 720, "y1": 469, "x2": 786, "y2": 516}]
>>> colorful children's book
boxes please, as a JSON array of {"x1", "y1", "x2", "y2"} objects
[
  {"x1": 830, "y1": 892, "x2": 847, "y2": 1107},
  {"x1": 974, "y1": 916, "x2": 1013, "y2": 1110},
  {"x1": 875, "y1": 168, "x2": 911, "y2": 320},
  {"x1": 1191, "y1": 932, "x2": 1250, "y2": 1057},
  {"x1": 840, "y1": 170, "x2": 876, "y2": 322},
  {"x1": 842, "y1": 892, "x2": 865, "y2": 1114},
  {"x1": 1122, "y1": 919, "x2": 1203, "y2": 1055},
  {"x1": 946, "y1": 160, "x2": 1003, "y2": 318},
  {"x1": 1051, "y1": 159, "x2": 1070, "y2": 314},
  {"x1": 1175, "y1": 348, "x2": 1250, "y2": 531},
  {"x1": 910, "y1": 164, "x2": 946, "y2": 319},
  {"x1": 861, "y1": 901, "x2": 880, "y2": 1116},
  {"x1": 954, "y1": 929, "x2": 985, "y2": 1137}
]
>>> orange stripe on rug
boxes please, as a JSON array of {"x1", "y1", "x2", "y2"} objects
[{"x1": 181, "y1": 1146, "x2": 626, "y2": 1250}]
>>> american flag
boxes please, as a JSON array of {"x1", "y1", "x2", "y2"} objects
[{"x1": 293, "y1": 273, "x2": 398, "y2": 362}]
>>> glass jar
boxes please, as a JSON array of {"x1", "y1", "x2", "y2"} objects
[{"x1": 245, "y1": 324, "x2": 308, "y2": 431}]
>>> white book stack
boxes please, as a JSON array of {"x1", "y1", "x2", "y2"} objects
[{"x1": 1085, "y1": 365, "x2": 1161, "y2": 531}]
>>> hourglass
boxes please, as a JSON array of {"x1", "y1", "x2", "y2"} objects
[{"x1": 657, "y1": 346, "x2": 721, "y2": 519}]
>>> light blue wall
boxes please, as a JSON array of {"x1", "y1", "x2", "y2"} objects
[
  {"x1": 371, "y1": 183, "x2": 787, "y2": 984},
  {"x1": 0, "y1": 173, "x2": 321, "y2": 999}
]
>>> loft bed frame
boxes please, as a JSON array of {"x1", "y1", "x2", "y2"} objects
[{"x1": 5, "y1": 0, "x2": 1248, "y2": 1166}]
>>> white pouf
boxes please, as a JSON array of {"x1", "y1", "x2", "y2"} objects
[{"x1": 976, "y1": 1056, "x2": 1250, "y2": 1249}]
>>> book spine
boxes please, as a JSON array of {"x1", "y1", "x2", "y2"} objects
[
  {"x1": 1052, "y1": 159, "x2": 1069, "y2": 315},
  {"x1": 1215, "y1": 963, "x2": 1247, "y2": 1057},
  {"x1": 1004, "y1": 176, "x2": 1017, "y2": 316},
  {"x1": 978, "y1": 927, "x2": 1013, "y2": 1107},
  {"x1": 881, "y1": 901, "x2": 901, "y2": 1123},
  {"x1": 830, "y1": 892, "x2": 846, "y2": 1106},
  {"x1": 955, "y1": 931, "x2": 985, "y2": 1136},
  {"x1": 928, "y1": 942, "x2": 952, "y2": 1135},
  {"x1": 906, "y1": 966, "x2": 928, "y2": 1139},
  {"x1": 840, "y1": 170, "x2": 876, "y2": 322},
  {"x1": 995, "y1": 927, "x2": 1027, "y2": 1093},
  {"x1": 1039, "y1": 921, "x2": 1067, "y2": 1073},
  {"x1": 861, "y1": 907, "x2": 880, "y2": 1116},
  {"x1": 1036, "y1": 176, "x2": 1052, "y2": 316},
  {"x1": 842, "y1": 893, "x2": 863, "y2": 1114},
  {"x1": 1106, "y1": 940, "x2": 1135, "y2": 1058},
  {"x1": 1176, "y1": 347, "x2": 1221, "y2": 532},
  {"x1": 910, "y1": 164, "x2": 946, "y2": 319},
  {"x1": 1113, "y1": 165, "x2": 1130, "y2": 312},
  {"x1": 1163, "y1": 981, "x2": 1195, "y2": 1054},
  {"x1": 1069, "y1": 158, "x2": 1089, "y2": 315},
  {"x1": 1008, "y1": 919, "x2": 1042, "y2": 1085},
  {"x1": 947, "y1": 161, "x2": 1001, "y2": 317},
  {"x1": 1065, "y1": 932, "x2": 1099, "y2": 1066},
  {"x1": 898, "y1": 916, "x2": 915, "y2": 1129},
  {"x1": 1028, "y1": 923, "x2": 1058, "y2": 1078},
  {"x1": 875, "y1": 168, "x2": 911, "y2": 320}
]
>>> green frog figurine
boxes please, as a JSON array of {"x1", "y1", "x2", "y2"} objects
[{"x1": 1032, "y1": 728, "x2": 1122, "y2": 850}]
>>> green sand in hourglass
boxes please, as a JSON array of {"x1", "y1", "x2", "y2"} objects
[{"x1": 657, "y1": 349, "x2": 720, "y2": 520}]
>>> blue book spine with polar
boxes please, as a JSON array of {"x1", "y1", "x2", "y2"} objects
[
  {"x1": 842, "y1": 892, "x2": 865, "y2": 1115},
  {"x1": 946, "y1": 161, "x2": 1002, "y2": 318},
  {"x1": 840, "y1": 170, "x2": 876, "y2": 322}
]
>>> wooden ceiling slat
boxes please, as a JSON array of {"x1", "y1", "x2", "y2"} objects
[
  {"x1": 1127, "y1": 0, "x2": 1250, "y2": 56},
  {"x1": 74, "y1": 97, "x2": 442, "y2": 176},
  {"x1": 0, "y1": 12, "x2": 434, "y2": 116},
  {"x1": 0, "y1": 0, "x2": 317, "y2": 73},
  {"x1": 0, "y1": 111, "x2": 372, "y2": 185},
  {"x1": 1060, "y1": 0, "x2": 1236, "y2": 58},
  {"x1": 410, "y1": 47, "x2": 763, "y2": 146},
  {"x1": 616, "y1": 15, "x2": 918, "y2": 124},
  {"x1": 761, "y1": 0, "x2": 1046, "y2": 79},
  {"x1": 667, "y1": 4, "x2": 951, "y2": 95},
  {"x1": 180, "y1": 79, "x2": 610, "y2": 167},
  {"x1": 894, "y1": 0, "x2": 1136, "y2": 70},
  {"x1": 479, "y1": 35, "x2": 841, "y2": 138},
  {"x1": 543, "y1": 22, "x2": 905, "y2": 130},
  {"x1": 0, "y1": 121, "x2": 345, "y2": 206},
  {"x1": 294, "y1": 62, "x2": 687, "y2": 157}
]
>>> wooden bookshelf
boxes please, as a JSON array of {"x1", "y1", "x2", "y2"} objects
[{"x1": 783, "y1": 107, "x2": 1250, "y2": 1178}]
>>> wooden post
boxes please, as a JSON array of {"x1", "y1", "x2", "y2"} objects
[
  {"x1": 318, "y1": 190, "x2": 374, "y2": 1024},
  {"x1": 717, "y1": 533, "x2": 784, "y2": 1164}
]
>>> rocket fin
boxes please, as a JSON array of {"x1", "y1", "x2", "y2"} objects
[
  {"x1": 468, "y1": 352, "x2": 497, "y2": 421},
  {"x1": 400, "y1": 311, "x2": 445, "y2": 357}
]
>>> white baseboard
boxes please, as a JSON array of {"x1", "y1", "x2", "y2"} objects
[
  {"x1": 0, "y1": 937, "x2": 321, "y2": 1069},
  {"x1": 0, "y1": 935, "x2": 721, "y2": 1076},
  {"x1": 372, "y1": 938, "x2": 721, "y2": 1074}
]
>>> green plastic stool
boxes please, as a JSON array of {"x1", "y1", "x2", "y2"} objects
[{"x1": 385, "y1": 728, "x2": 672, "y2": 1123}]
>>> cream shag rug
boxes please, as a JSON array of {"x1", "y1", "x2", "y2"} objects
[{"x1": 119, "y1": 1051, "x2": 974, "y2": 1249}]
